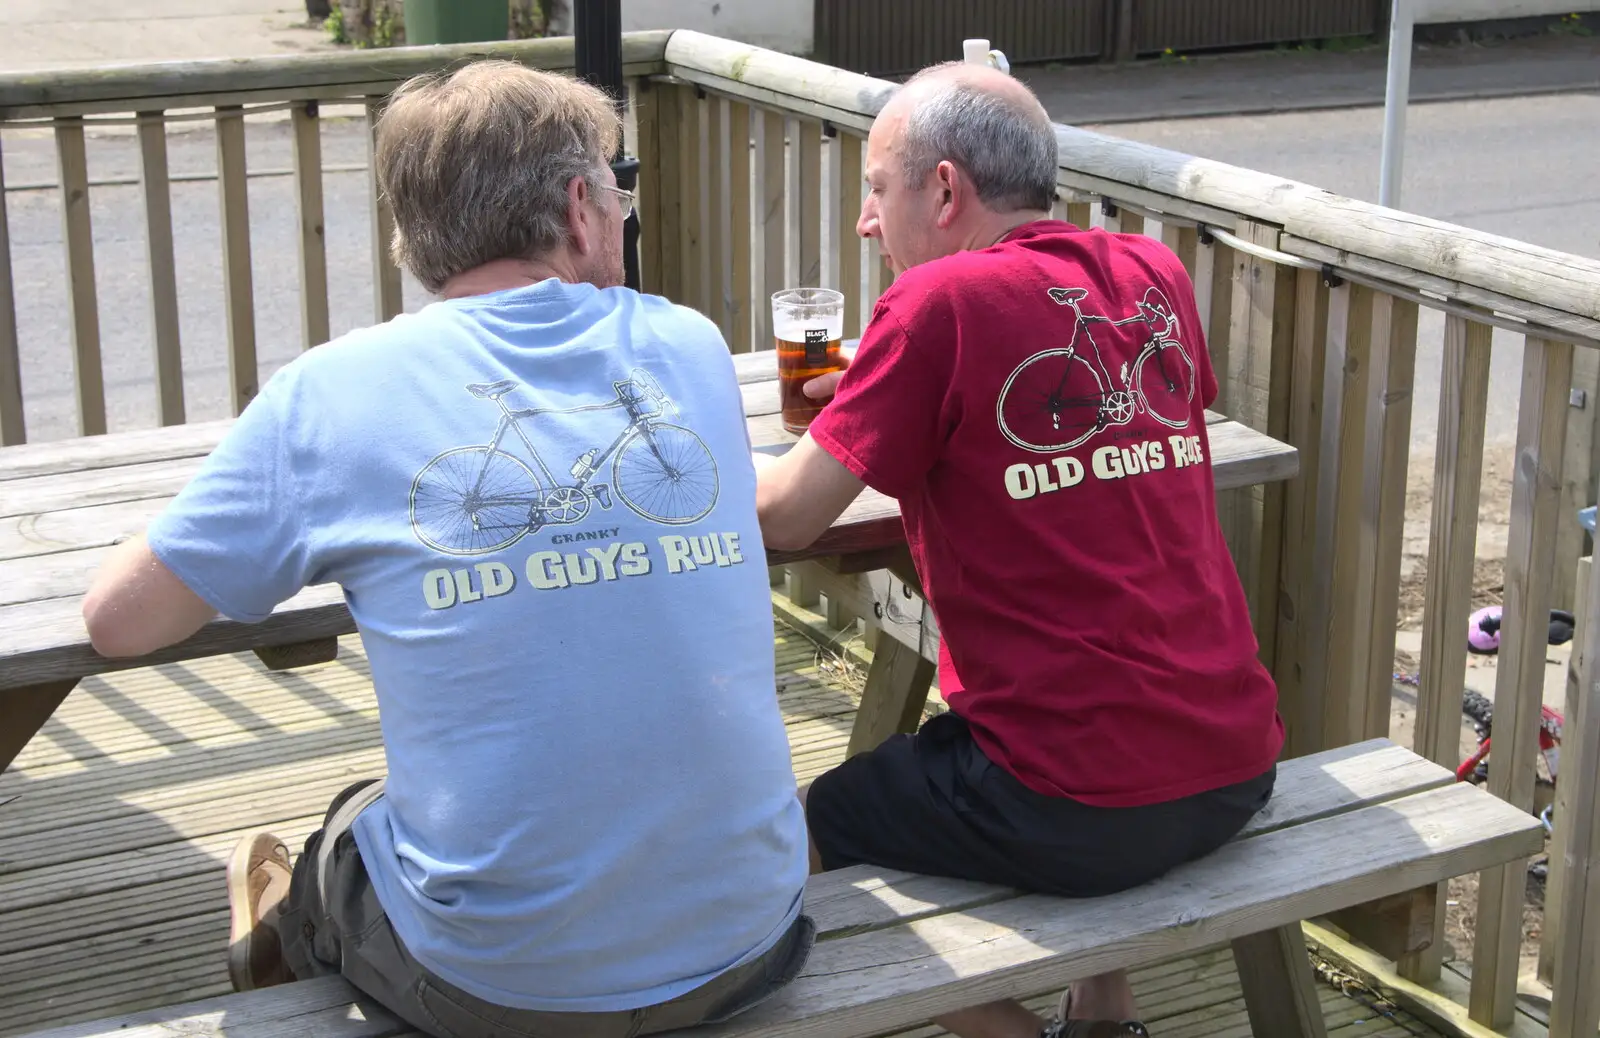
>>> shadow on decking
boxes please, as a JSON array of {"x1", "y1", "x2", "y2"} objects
[
  {"x1": 0, "y1": 623, "x2": 858, "y2": 1035},
  {"x1": 0, "y1": 613, "x2": 1440, "y2": 1038}
]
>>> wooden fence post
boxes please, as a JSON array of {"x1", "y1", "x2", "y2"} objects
[
  {"x1": 1398, "y1": 313, "x2": 1493, "y2": 984},
  {"x1": 1555, "y1": 347, "x2": 1600, "y2": 610},
  {"x1": 1542, "y1": 554, "x2": 1592, "y2": 989},
  {"x1": 1547, "y1": 555, "x2": 1600, "y2": 1038},
  {"x1": 1223, "y1": 220, "x2": 1295, "y2": 664},
  {"x1": 1471, "y1": 336, "x2": 1576, "y2": 1029},
  {"x1": 1305, "y1": 282, "x2": 1375, "y2": 753},
  {"x1": 1273, "y1": 268, "x2": 1330, "y2": 760},
  {"x1": 0, "y1": 132, "x2": 20, "y2": 446}
]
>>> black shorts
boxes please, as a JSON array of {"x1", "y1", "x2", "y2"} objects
[{"x1": 805, "y1": 711, "x2": 1275, "y2": 898}]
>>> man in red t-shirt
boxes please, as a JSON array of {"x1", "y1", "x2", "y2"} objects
[{"x1": 755, "y1": 62, "x2": 1283, "y2": 1038}]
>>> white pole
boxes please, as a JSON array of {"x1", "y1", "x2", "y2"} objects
[{"x1": 1379, "y1": 0, "x2": 1415, "y2": 209}]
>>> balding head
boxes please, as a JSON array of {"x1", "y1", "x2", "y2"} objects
[{"x1": 882, "y1": 61, "x2": 1058, "y2": 214}]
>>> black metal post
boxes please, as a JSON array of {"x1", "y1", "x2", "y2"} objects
[{"x1": 575, "y1": 0, "x2": 641, "y2": 292}]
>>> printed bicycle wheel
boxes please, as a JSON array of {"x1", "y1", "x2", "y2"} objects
[
  {"x1": 997, "y1": 349, "x2": 1106, "y2": 453},
  {"x1": 613, "y1": 423, "x2": 719, "y2": 524},
  {"x1": 1134, "y1": 341, "x2": 1196, "y2": 430},
  {"x1": 410, "y1": 446, "x2": 542, "y2": 555}
]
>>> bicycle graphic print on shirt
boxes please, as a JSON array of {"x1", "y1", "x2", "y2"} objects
[
  {"x1": 408, "y1": 369, "x2": 720, "y2": 556},
  {"x1": 997, "y1": 285, "x2": 1197, "y2": 454}
]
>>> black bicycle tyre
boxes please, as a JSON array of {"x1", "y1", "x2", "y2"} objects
[{"x1": 1462, "y1": 689, "x2": 1494, "y2": 739}]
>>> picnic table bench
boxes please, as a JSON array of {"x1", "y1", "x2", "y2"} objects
[
  {"x1": 0, "y1": 348, "x2": 1298, "y2": 775},
  {"x1": 19, "y1": 738, "x2": 1544, "y2": 1038}
]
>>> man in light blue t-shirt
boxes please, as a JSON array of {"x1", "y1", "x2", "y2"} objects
[{"x1": 82, "y1": 61, "x2": 811, "y2": 1038}]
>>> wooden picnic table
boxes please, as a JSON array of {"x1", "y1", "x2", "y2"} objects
[{"x1": 0, "y1": 350, "x2": 1298, "y2": 772}]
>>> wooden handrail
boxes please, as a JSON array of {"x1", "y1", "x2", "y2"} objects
[
  {"x1": 0, "y1": 31, "x2": 673, "y2": 119},
  {"x1": 662, "y1": 29, "x2": 1600, "y2": 338}
]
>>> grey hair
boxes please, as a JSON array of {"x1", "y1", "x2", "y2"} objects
[
  {"x1": 375, "y1": 60, "x2": 621, "y2": 293},
  {"x1": 898, "y1": 65, "x2": 1058, "y2": 213}
]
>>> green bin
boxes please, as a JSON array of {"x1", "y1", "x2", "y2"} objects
[{"x1": 403, "y1": 0, "x2": 508, "y2": 44}]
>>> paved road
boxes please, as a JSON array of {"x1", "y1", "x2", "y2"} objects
[
  {"x1": 0, "y1": 0, "x2": 333, "y2": 70},
  {"x1": 2, "y1": 89, "x2": 1596, "y2": 447}
]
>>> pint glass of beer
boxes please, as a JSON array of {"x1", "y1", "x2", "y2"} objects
[{"x1": 772, "y1": 288, "x2": 845, "y2": 434}]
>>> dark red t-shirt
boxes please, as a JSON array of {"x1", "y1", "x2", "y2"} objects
[{"x1": 808, "y1": 220, "x2": 1283, "y2": 807}]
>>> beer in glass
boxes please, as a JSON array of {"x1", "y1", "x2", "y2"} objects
[{"x1": 772, "y1": 288, "x2": 845, "y2": 434}]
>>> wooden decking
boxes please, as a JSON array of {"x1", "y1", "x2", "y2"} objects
[{"x1": 0, "y1": 609, "x2": 1441, "y2": 1038}]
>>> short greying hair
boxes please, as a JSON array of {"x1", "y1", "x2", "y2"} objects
[
  {"x1": 898, "y1": 63, "x2": 1058, "y2": 213},
  {"x1": 374, "y1": 61, "x2": 621, "y2": 293}
]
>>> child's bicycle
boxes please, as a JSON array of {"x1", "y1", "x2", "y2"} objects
[
  {"x1": 1455, "y1": 688, "x2": 1563, "y2": 837},
  {"x1": 1454, "y1": 602, "x2": 1572, "y2": 836},
  {"x1": 1394, "y1": 602, "x2": 1573, "y2": 842}
]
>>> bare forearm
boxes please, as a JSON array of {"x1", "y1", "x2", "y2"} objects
[
  {"x1": 754, "y1": 436, "x2": 865, "y2": 551},
  {"x1": 82, "y1": 534, "x2": 218, "y2": 657},
  {"x1": 755, "y1": 460, "x2": 820, "y2": 551}
]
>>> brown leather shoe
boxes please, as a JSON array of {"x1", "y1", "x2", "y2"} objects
[
  {"x1": 1041, "y1": 1022, "x2": 1151, "y2": 1038},
  {"x1": 226, "y1": 832, "x2": 297, "y2": 991},
  {"x1": 1041, "y1": 990, "x2": 1151, "y2": 1038}
]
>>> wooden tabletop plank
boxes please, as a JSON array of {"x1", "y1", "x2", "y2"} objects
[
  {"x1": 0, "y1": 419, "x2": 231, "y2": 483},
  {"x1": 0, "y1": 458, "x2": 199, "y2": 520},
  {"x1": 0, "y1": 584, "x2": 355, "y2": 691},
  {"x1": 0, "y1": 419, "x2": 1293, "y2": 607},
  {"x1": 0, "y1": 368, "x2": 1297, "y2": 691},
  {"x1": 0, "y1": 498, "x2": 169, "y2": 562}
]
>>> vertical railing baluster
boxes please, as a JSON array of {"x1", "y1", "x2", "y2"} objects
[
  {"x1": 820, "y1": 127, "x2": 841, "y2": 295},
  {"x1": 1547, "y1": 553, "x2": 1600, "y2": 1038},
  {"x1": 757, "y1": 111, "x2": 785, "y2": 347},
  {"x1": 838, "y1": 133, "x2": 863, "y2": 339},
  {"x1": 647, "y1": 83, "x2": 685, "y2": 302},
  {"x1": 798, "y1": 121, "x2": 822, "y2": 287},
  {"x1": 705, "y1": 96, "x2": 728, "y2": 336},
  {"x1": 1357, "y1": 294, "x2": 1420, "y2": 730},
  {"x1": 679, "y1": 89, "x2": 704, "y2": 313},
  {"x1": 1161, "y1": 222, "x2": 1200, "y2": 278},
  {"x1": 366, "y1": 98, "x2": 403, "y2": 324},
  {"x1": 137, "y1": 111, "x2": 184, "y2": 425},
  {"x1": 292, "y1": 101, "x2": 330, "y2": 348},
  {"x1": 1307, "y1": 283, "x2": 1376, "y2": 752},
  {"x1": 215, "y1": 105, "x2": 257, "y2": 413},
  {"x1": 635, "y1": 80, "x2": 665, "y2": 297},
  {"x1": 1471, "y1": 335, "x2": 1577, "y2": 1029},
  {"x1": 1399, "y1": 312, "x2": 1491, "y2": 984},
  {"x1": 1273, "y1": 267, "x2": 1331, "y2": 760},
  {"x1": 55, "y1": 116, "x2": 105, "y2": 436},
  {"x1": 728, "y1": 102, "x2": 753, "y2": 353},
  {"x1": 0, "y1": 132, "x2": 23, "y2": 445},
  {"x1": 1223, "y1": 220, "x2": 1297, "y2": 654}
]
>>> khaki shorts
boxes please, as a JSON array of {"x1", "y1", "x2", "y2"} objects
[{"x1": 279, "y1": 779, "x2": 814, "y2": 1038}]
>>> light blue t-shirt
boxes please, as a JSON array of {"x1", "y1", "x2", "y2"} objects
[{"x1": 147, "y1": 279, "x2": 809, "y2": 1011}]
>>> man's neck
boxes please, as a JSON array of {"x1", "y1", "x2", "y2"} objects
[
  {"x1": 440, "y1": 256, "x2": 579, "y2": 300},
  {"x1": 961, "y1": 209, "x2": 1051, "y2": 253}
]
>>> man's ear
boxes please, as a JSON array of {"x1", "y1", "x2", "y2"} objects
[
  {"x1": 934, "y1": 159, "x2": 962, "y2": 229},
  {"x1": 566, "y1": 174, "x2": 595, "y2": 254}
]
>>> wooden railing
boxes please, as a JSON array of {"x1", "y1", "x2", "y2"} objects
[
  {"x1": 650, "y1": 30, "x2": 1600, "y2": 1036},
  {"x1": 0, "y1": 32, "x2": 671, "y2": 445},
  {"x1": 6, "y1": 28, "x2": 1600, "y2": 1038}
]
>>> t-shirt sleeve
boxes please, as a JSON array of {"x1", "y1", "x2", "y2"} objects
[
  {"x1": 806, "y1": 300, "x2": 952, "y2": 500},
  {"x1": 145, "y1": 373, "x2": 316, "y2": 623}
]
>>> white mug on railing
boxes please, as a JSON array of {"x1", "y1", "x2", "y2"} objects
[{"x1": 962, "y1": 38, "x2": 1011, "y2": 74}]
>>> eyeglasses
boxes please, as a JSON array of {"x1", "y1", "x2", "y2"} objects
[{"x1": 598, "y1": 184, "x2": 635, "y2": 220}]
